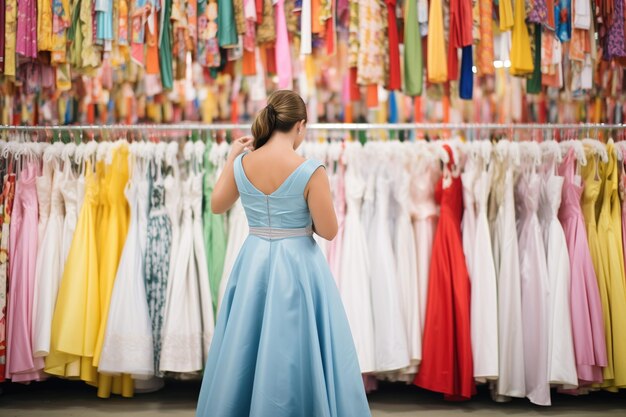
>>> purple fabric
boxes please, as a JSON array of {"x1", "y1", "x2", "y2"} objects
[
  {"x1": 528, "y1": 0, "x2": 548, "y2": 24},
  {"x1": 606, "y1": 0, "x2": 626, "y2": 59}
]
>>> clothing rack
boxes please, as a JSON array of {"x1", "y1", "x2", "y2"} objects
[{"x1": 0, "y1": 123, "x2": 624, "y2": 132}]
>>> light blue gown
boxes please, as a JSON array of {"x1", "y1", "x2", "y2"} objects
[{"x1": 196, "y1": 154, "x2": 371, "y2": 417}]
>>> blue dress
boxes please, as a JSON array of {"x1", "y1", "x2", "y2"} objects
[{"x1": 196, "y1": 154, "x2": 371, "y2": 417}]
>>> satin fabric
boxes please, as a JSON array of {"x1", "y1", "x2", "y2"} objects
[
  {"x1": 558, "y1": 149, "x2": 606, "y2": 385},
  {"x1": 414, "y1": 146, "x2": 475, "y2": 400},
  {"x1": 196, "y1": 154, "x2": 370, "y2": 416}
]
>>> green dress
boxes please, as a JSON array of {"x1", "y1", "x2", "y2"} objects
[
  {"x1": 404, "y1": 0, "x2": 423, "y2": 96},
  {"x1": 159, "y1": 0, "x2": 173, "y2": 90},
  {"x1": 203, "y1": 142, "x2": 227, "y2": 315}
]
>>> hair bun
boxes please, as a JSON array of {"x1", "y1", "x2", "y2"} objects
[{"x1": 266, "y1": 104, "x2": 276, "y2": 115}]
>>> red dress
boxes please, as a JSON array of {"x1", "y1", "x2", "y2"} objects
[{"x1": 414, "y1": 145, "x2": 475, "y2": 400}]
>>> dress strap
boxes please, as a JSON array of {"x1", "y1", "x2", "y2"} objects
[
  {"x1": 280, "y1": 159, "x2": 324, "y2": 195},
  {"x1": 233, "y1": 153, "x2": 252, "y2": 194}
]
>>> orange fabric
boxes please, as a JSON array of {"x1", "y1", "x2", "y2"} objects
[
  {"x1": 414, "y1": 96, "x2": 422, "y2": 122},
  {"x1": 349, "y1": 67, "x2": 360, "y2": 101},
  {"x1": 325, "y1": 0, "x2": 335, "y2": 55},
  {"x1": 443, "y1": 95, "x2": 450, "y2": 123},
  {"x1": 312, "y1": 0, "x2": 323, "y2": 34},
  {"x1": 146, "y1": 13, "x2": 160, "y2": 74},
  {"x1": 366, "y1": 84, "x2": 378, "y2": 108},
  {"x1": 344, "y1": 103, "x2": 353, "y2": 123},
  {"x1": 231, "y1": 99, "x2": 239, "y2": 123},
  {"x1": 242, "y1": 49, "x2": 256, "y2": 75}
]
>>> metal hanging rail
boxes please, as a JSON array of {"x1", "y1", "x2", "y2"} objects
[{"x1": 0, "y1": 123, "x2": 624, "y2": 132}]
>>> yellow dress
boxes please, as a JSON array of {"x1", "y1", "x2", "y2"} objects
[
  {"x1": 597, "y1": 143, "x2": 626, "y2": 390},
  {"x1": 45, "y1": 162, "x2": 100, "y2": 385},
  {"x1": 93, "y1": 144, "x2": 132, "y2": 398},
  {"x1": 509, "y1": 0, "x2": 533, "y2": 76},
  {"x1": 427, "y1": 0, "x2": 447, "y2": 83},
  {"x1": 580, "y1": 148, "x2": 613, "y2": 384}
]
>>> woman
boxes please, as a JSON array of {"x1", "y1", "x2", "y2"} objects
[{"x1": 196, "y1": 90, "x2": 371, "y2": 416}]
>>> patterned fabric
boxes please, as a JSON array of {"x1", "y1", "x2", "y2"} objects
[
  {"x1": 605, "y1": 0, "x2": 626, "y2": 60},
  {"x1": 16, "y1": 0, "x2": 38, "y2": 59},
  {"x1": 478, "y1": 0, "x2": 494, "y2": 75},
  {"x1": 0, "y1": 173, "x2": 15, "y2": 383},
  {"x1": 356, "y1": 0, "x2": 387, "y2": 85},
  {"x1": 51, "y1": 0, "x2": 71, "y2": 65},
  {"x1": 234, "y1": 0, "x2": 245, "y2": 34},
  {"x1": 144, "y1": 177, "x2": 173, "y2": 374},
  {"x1": 256, "y1": 0, "x2": 275, "y2": 44},
  {"x1": 4, "y1": 0, "x2": 17, "y2": 76},
  {"x1": 528, "y1": 0, "x2": 548, "y2": 24},
  {"x1": 348, "y1": 0, "x2": 359, "y2": 68}
]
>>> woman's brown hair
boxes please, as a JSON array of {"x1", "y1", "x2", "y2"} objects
[{"x1": 251, "y1": 90, "x2": 307, "y2": 149}]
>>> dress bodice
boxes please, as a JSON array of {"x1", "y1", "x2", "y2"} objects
[
  {"x1": 539, "y1": 173, "x2": 564, "y2": 223},
  {"x1": 60, "y1": 160, "x2": 77, "y2": 218},
  {"x1": 234, "y1": 153, "x2": 323, "y2": 229},
  {"x1": 515, "y1": 171, "x2": 541, "y2": 224},
  {"x1": 580, "y1": 151, "x2": 602, "y2": 227},
  {"x1": 558, "y1": 149, "x2": 584, "y2": 221},
  {"x1": 435, "y1": 146, "x2": 463, "y2": 225},
  {"x1": 410, "y1": 156, "x2": 440, "y2": 221}
]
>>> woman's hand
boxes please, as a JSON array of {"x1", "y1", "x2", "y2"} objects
[{"x1": 228, "y1": 136, "x2": 253, "y2": 162}]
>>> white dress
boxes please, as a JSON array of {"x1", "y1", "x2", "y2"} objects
[
  {"x1": 409, "y1": 144, "x2": 440, "y2": 346},
  {"x1": 516, "y1": 165, "x2": 551, "y2": 406},
  {"x1": 310, "y1": 142, "x2": 330, "y2": 256},
  {"x1": 391, "y1": 144, "x2": 419, "y2": 372},
  {"x1": 338, "y1": 142, "x2": 376, "y2": 374},
  {"x1": 32, "y1": 145, "x2": 64, "y2": 357},
  {"x1": 35, "y1": 146, "x2": 53, "y2": 247},
  {"x1": 461, "y1": 146, "x2": 477, "y2": 278},
  {"x1": 98, "y1": 146, "x2": 155, "y2": 378},
  {"x1": 160, "y1": 143, "x2": 214, "y2": 373},
  {"x1": 539, "y1": 162, "x2": 578, "y2": 389},
  {"x1": 491, "y1": 142, "x2": 526, "y2": 400},
  {"x1": 471, "y1": 148, "x2": 499, "y2": 382},
  {"x1": 59, "y1": 146, "x2": 78, "y2": 269},
  {"x1": 368, "y1": 144, "x2": 410, "y2": 373},
  {"x1": 217, "y1": 199, "x2": 248, "y2": 310}
]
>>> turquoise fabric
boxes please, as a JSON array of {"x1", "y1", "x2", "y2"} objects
[{"x1": 196, "y1": 154, "x2": 371, "y2": 417}]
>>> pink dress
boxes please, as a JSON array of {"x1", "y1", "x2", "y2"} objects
[
  {"x1": 6, "y1": 162, "x2": 43, "y2": 381},
  {"x1": 558, "y1": 149, "x2": 606, "y2": 384}
]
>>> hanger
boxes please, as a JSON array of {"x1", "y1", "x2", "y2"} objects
[
  {"x1": 581, "y1": 138, "x2": 609, "y2": 163},
  {"x1": 540, "y1": 140, "x2": 563, "y2": 164},
  {"x1": 559, "y1": 140, "x2": 588, "y2": 166}
]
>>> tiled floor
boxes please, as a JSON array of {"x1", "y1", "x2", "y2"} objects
[{"x1": 2, "y1": 379, "x2": 626, "y2": 416}]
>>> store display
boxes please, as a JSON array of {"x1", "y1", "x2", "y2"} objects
[
  {"x1": 0, "y1": 126, "x2": 626, "y2": 408},
  {"x1": 0, "y1": 1, "x2": 626, "y2": 125}
]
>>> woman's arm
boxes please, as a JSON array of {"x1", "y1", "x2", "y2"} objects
[
  {"x1": 211, "y1": 136, "x2": 253, "y2": 214},
  {"x1": 306, "y1": 167, "x2": 338, "y2": 240}
]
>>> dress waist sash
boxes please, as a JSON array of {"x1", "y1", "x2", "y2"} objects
[{"x1": 249, "y1": 226, "x2": 313, "y2": 240}]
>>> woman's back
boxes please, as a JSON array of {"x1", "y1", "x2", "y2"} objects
[
  {"x1": 235, "y1": 153, "x2": 321, "y2": 230},
  {"x1": 197, "y1": 90, "x2": 371, "y2": 416}
]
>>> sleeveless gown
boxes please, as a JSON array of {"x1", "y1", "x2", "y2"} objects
[{"x1": 196, "y1": 153, "x2": 371, "y2": 417}]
